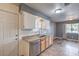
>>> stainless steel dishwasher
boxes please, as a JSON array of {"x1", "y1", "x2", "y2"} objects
[{"x1": 29, "y1": 39, "x2": 40, "y2": 56}]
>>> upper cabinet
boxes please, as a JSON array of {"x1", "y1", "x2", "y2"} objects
[
  {"x1": 22, "y1": 11, "x2": 36, "y2": 30},
  {"x1": 35, "y1": 16, "x2": 42, "y2": 29},
  {"x1": 41, "y1": 18, "x2": 50, "y2": 30},
  {"x1": 21, "y1": 11, "x2": 50, "y2": 32},
  {"x1": 42, "y1": 19, "x2": 47, "y2": 30},
  {"x1": 36, "y1": 17, "x2": 50, "y2": 30}
]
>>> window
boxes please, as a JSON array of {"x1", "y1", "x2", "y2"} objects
[
  {"x1": 65, "y1": 23, "x2": 79, "y2": 33},
  {"x1": 66, "y1": 24, "x2": 72, "y2": 33}
]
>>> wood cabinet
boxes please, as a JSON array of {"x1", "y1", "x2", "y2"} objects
[
  {"x1": 19, "y1": 39, "x2": 30, "y2": 56},
  {"x1": 45, "y1": 35, "x2": 53, "y2": 49},
  {"x1": 19, "y1": 35, "x2": 53, "y2": 56},
  {"x1": 29, "y1": 40, "x2": 40, "y2": 56},
  {"x1": 46, "y1": 36, "x2": 49, "y2": 48},
  {"x1": 40, "y1": 36, "x2": 46, "y2": 52},
  {"x1": 41, "y1": 18, "x2": 50, "y2": 30},
  {"x1": 41, "y1": 19, "x2": 46, "y2": 29},
  {"x1": 49, "y1": 36, "x2": 53, "y2": 46},
  {"x1": 40, "y1": 36, "x2": 53, "y2": 52},
  {"x1": 19, "y1": 37, "x2": 40, "y2": 56},
  {"x1": 22, "y1": 11, "x2": 36, "y2": 29},
  {"x1": 35, "y1": 17, "x2": 50, "y2": 30},
  {"x1": 35, "y1": 17, "x2": 42, "y2": 29}
]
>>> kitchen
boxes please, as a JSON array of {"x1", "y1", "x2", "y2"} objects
[{"x1": 0, "y1": 3, "x2": 79, "y2": 56}]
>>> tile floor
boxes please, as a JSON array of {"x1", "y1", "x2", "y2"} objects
[{"x1": 40, "y1": 39, "x2": 79, "y2": 56}]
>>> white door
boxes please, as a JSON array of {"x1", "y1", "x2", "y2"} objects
[{"x1": 0, "y1": 11, "x2": 19, "y2": 56}]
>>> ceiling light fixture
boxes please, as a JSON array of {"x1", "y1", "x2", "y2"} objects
[{"x1": 55, "y1": 9, "x2": 62, "y2": 13}]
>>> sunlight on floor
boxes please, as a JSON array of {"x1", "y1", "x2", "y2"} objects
[{"x1": 64, "y1": 43, "x2": 79, "y2": 56}]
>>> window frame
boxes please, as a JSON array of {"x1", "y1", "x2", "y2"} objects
[{"x1": 65, "y1": 23, "x2": 79, "y2": 33}]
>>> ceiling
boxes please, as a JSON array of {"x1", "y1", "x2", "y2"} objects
[{"x1": 25, "y1": 3, "x2": 79, "y2": 22}]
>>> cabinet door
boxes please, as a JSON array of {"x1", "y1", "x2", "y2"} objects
[
  {"x1": 49, "y1": 36, "x2": 53, "y2": 46},
  {"x1": 30, "y1": 40, "x2": 40, "y2": 56},
  {"x1": 41, "y1": 19, "x2": 46, "y2": 29},
  {"x1": 41, "y1": 19, "x2": 50, "y2": 30},
  {"x1": 0, "y1": 11, "x2": 19, "y2": 56},
  {"x1": 40, "y1": 37, "x2": 46, "y2": 52},
  {"x1": 35, "y1": 17, "x2": 42, "y2": 29},
  {"x1": 23, "y1": 11, "x2": 36, "y2": 29}
]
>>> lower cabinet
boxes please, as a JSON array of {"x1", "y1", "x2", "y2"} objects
[
  {"x1": 29, "y1": 40, "x2": 40, "y2": 56},
  {"x1": 19, "y1": 35, "x2": 53, "y2": 56},
  {"x1": 19, "y1": 39, "x2": 40, "y2": 56},
  {"x1": 46, "y1": 36, "x2": 53, "y2": 49},
  {"x1": 40, "y1": 36, "x2": 53, "y2": 53},
  {"x1": 46, "y1": 36, "x2": 49, "y2": 48},
  {"x1": 49, "y1": 36, "x2": 53, "y2": 46},
  {"x1": 40, "y1": 37, "x2": 46, "y2": 52}
]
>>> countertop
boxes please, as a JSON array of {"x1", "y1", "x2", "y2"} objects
[
  {"x1": 22, "y1": 35, "x2": 40, "y2": 42},
  {"x1": 22, "y1": 34, "x2": 47, "y2": 42}
]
